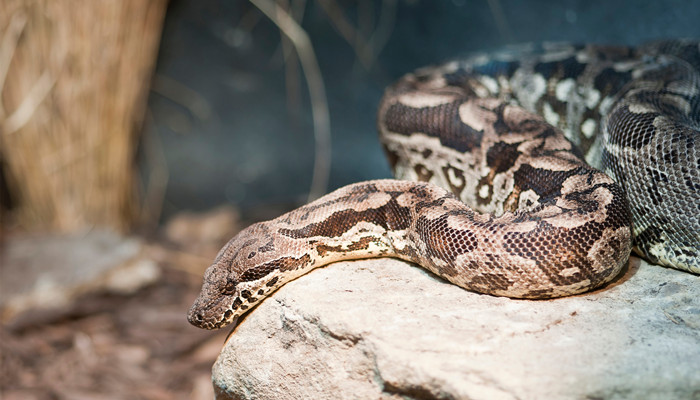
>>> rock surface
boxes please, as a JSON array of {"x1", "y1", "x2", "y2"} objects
[
  {"x1": 0, "y1": 229, "x2": 160, "y2": 324},
  {"x1": 212, "y1": 257, "x2": 699, "y2": 400}
]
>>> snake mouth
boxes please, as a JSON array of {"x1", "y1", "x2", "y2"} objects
[
  {"x1": 187, "y1": 304, "x2": 213, "y2": 329},
  {"x1": 187, "y1": 293, "x2": 237, "y2": 330},
  {"x1": 188, "y1": 277, "x2": 275, "y2": 329},
  {"x1": 187, "y1": 309, "x2": 210, "y2": 329},
  {"x1": 188, "y1": 307, "x2": 234, "y2": 330}
]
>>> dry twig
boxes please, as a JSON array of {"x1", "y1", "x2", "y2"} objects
[
  {"x1": 317, "y1": 0, "x2": 397, "y2": 70},
  {"x1": 0, "y1": 11, "x2": 27, "y2": 120},
  {"x1": 487, "y1": 0, "x2": 513, "y2": 42},
  {"x1": 249, "y1": 0, "x2": 331, "y2": 202}
]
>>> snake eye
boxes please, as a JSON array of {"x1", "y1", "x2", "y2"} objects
[{"x1": 222, "y1": 278, "x2": 237, "y2": 295}]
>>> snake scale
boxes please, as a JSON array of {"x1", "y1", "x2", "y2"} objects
[{"x1": 189, "y1": 39, "x2": 699, "y2": 330}]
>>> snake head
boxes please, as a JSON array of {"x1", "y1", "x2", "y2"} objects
[
  {"x1": 187, "y1": 224, "x2": 285, "y2": 330},
  {"x1": 187, "y1": 262, "x2": 242, "y2": 330}
]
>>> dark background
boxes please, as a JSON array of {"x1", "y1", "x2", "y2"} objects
[{"x1": 145, "y1": 0, "x2": 699, "y2": 220}]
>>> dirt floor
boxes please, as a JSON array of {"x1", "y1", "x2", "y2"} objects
[
  {"x1": 0, "y1": 209, "x2": 245, "y2": 400},
  {"x1": 0, "y1": 254, "x2": 229, "y2": 400}
]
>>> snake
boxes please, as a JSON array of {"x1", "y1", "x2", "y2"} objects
[{"x1": 188, "y1": 39, "x2": 699, "y2": 330}]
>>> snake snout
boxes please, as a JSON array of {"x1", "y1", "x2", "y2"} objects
[
  {"x1": 187, "y1": 299, "x2": 211, "y2": 328},
  {"x1": 189, "y1": 311, "x2": 203, "y2": 324},
  {"x1": 187, "y1": 307, "x2": 202, "y2": 326}
]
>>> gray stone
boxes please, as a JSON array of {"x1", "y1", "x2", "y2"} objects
[
  {"x1": 212, "y1": 257, "x2": 700, "y2": 400},
  {"x1": 0, "y1": 229, "x2": 160, "y2": 323}
]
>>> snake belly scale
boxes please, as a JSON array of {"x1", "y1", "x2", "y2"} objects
[{"x1": 189, "y1": 40, "x2": 699, "y2": 330}]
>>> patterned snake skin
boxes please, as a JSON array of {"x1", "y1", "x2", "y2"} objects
[{"x1": 189, "y1": 39, "x2": 699, "y2": 330}]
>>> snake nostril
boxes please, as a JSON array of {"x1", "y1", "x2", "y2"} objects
[{"x1": 195, "y1": 313, "x2": 203, "y2": 322}]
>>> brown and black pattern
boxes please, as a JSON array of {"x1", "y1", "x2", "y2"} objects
[{"x1": 189, "y1": 39, "x2": 698, "y2": 330}]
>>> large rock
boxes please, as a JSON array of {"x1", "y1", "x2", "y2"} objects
[{"x1": 212, "y1": 257, "x2": 699, "y2": 400}]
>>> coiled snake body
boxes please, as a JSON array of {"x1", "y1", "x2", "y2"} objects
[{"x1": 189, "y1": 40, "x2": 699, "y2": 330}]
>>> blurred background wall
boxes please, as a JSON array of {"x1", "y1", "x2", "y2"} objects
[
  {"x1": 146, "y1": 0, "x2": 699, "y2": 224},
  {"x1": 2, "y1": 0, "x2": 698, "y2": 232}
]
